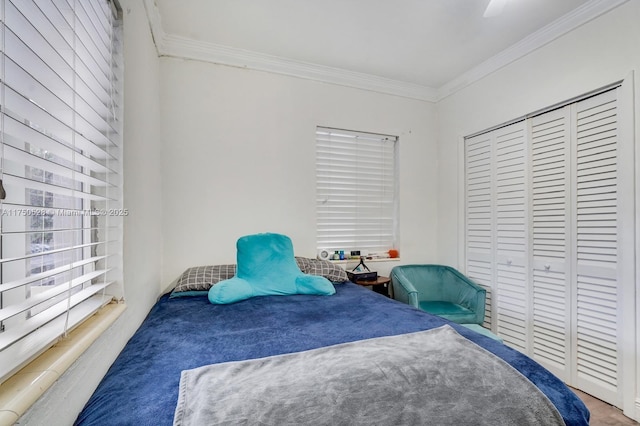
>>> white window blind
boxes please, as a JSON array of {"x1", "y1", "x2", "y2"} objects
[
  {"x1": 316, "y1": 127, "x2": 398, "y2": 255},
  {"x1": 0, "y1": 0, "x2": 123, "y2": 383}
]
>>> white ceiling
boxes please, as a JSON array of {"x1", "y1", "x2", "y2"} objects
[
  {"x1": 153, "y1": 0, "x2": 592, "y2": 90},
  {"x1": 149, "y1": 0, "x2": 632, "y2": 100}
]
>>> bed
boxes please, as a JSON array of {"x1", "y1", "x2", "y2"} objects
[{"x1": 75, "y1": 282, "x2": 589, "y2": 425}]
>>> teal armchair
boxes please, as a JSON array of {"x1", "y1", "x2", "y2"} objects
[{"x1": 390, "y1": 264, "x2": 486, "y2": 325}]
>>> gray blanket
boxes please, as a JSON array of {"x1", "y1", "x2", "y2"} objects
[{"x1": 173, "y1": 325, "x2": 564, "y2": 426}]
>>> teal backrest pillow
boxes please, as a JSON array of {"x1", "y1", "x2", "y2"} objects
[{"x1": 208, "y1": 233, "x2": 336, "y2": 304}]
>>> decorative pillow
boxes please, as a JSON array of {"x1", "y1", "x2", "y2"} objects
[
  {"x1": 170, "y1": 264, "x2": 236, "y2": 297},
  {"x1": 208, "y1": 233, "x2": 335, "y2": 304},
  {"x1": 295, "y1": 257, "x2": 348, "y2": 283}
]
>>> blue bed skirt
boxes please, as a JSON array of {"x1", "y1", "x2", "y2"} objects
[{"x1": 75, "y1": 282, "x2": 589, "y2": 425}]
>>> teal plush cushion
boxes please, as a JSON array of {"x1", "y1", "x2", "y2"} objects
[
  {"x1": 418, "y1": 301, "x2": 478, "y2": 324},
  {"x1": 208, "y1": 233, "x2": 336, "y2": 304},
  {"x1": 461, "y1": 324, "x2": 504, "y2": 343}
]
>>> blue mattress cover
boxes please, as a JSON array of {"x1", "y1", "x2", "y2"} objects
[{"x1": 75, "y1": 283, "x2": 589, "y2": 425}]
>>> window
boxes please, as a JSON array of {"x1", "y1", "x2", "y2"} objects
[
  {"x1": 0, "y1": 0, "x2": 123, "y2": 383},
  {"x1": 315, "y1": 127, "x2": 398, "y2": 256}
]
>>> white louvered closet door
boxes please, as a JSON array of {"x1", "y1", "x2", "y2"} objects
[
  {"x1": 464, "y1": 133, "x2": 494, "y2": 328},
  {"x1": 464, "y1": 85, "x2": 630, "y2": 409},
  {"x1": 572, "y1": 90, "x2": 620, "y2": 404},
  {"x1": 493, "y1": 123, "x2": 528, "y2": 351},
  {"x1": 530, "y1": 107, "x2": 571, "y2": 381}
]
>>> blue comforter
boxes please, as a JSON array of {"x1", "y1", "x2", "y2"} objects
[{"x1": 75, "y1": 283, "x2": 589, "y2": 425}]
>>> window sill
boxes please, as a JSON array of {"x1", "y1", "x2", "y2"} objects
[
  {"x1": 330, "y1": 257, "x2": 401, "y2": 264},
  {"x1": 0, "y1": 302, "x2": 126, "y2": 426}
]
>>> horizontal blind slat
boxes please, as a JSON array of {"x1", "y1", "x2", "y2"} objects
[
  {"x1": 3, "y1": 116, "x2": 116, "y2": 174},
  {"x1": 0, "y1": 255, "x2": 109, "y2": 292},
  {"x1": 0, "y1": 289, "x2": 113, "y2": 353},
  {"x1": 0, "y1": 269, "x2": 110, "y2": 322},
  {"x1": 1, "y1": 174, "x2": 116, "y2": 203},
  {"x1": 0, "y1": 241, "x2": 103, "y2": 264}
]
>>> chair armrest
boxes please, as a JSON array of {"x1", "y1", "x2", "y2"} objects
[
  {"x1": 455, "y1": 273, "x2": 485, "y2": 293},
  {"x1": 390, "y1": 268, "x2": 419, "y2": 308},
  {"x1": 470, "y1": 289, "x2": 487, "y2": 325},
  {"x1": 446, "y1": 268, "x2": 486, "y2": 324}
]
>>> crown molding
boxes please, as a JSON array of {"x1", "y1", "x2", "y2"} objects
[
  {"x1": 144, "y1": 0, "x2": 628, "y2": 103},
  {"x1": 436, "y1": 0, "x2": 630, "y2": 101},
  {"x1": 142, "y1": 0, "x2": 166, "y2": 55},
  {"x1": 141, "y1": 0, "x2": 437, "y2": 102},
  {"x1": 160, "y1": 34, "x2": 438, "y2": 102}
]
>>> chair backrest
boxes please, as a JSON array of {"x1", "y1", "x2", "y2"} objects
[{"x1": 392, "y1": 264, "x2": 483, "y2": 304}]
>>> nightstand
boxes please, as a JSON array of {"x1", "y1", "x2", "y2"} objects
[{"x1": 354, "y1": 276, "x2": 391, "y2": 297}]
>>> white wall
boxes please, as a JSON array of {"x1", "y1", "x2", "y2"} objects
[
  {"x1": 20, "y1": 1, "x2": 164, "y2": 424},
  {"x1": 436, "y1": 1, "x2": 640, "y2": 419},
  {"x1": 159, "y1": 59, "x2": 438, "y2": 286},
  {"x1": 437, "y1": 0, "x2": 640, "y2": 267}
]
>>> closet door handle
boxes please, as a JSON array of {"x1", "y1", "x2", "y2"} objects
[{"x1": 544, "y1": 264, "x2": 551, "y2": 271}]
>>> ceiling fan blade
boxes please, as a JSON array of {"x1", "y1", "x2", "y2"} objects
[{"x1": 483, "y1": 0, "x2": 508, "y2": 17}]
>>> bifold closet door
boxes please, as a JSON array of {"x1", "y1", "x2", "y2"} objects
[
  {"x1": 528, "y1": 90, "x2": 621, "y2": 402},
  {"x1": 529, "y1": 106, "x2": 572, "y2": 382},
  {"x1": 492, "y1": 122, "x2": 528, "y2": 351},
  {"x1": 525, "y1": 89, "x2": 622, "y2": 404},
  {"x1": 465, "y1": 120, "x2": 528, "y2": 338},
  {"x1": 465, "y1": 132, "x2": 494, "y2": 328},
  {"x1": 572, "y1": 89, "x2": 620, "y2": 404}
]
